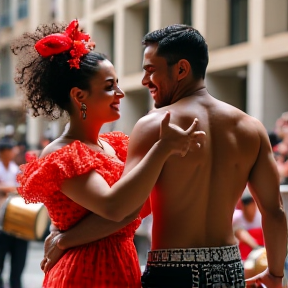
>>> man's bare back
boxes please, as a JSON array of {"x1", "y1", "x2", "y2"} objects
[{"x1": 143, "y1": 89, "x2": 263, "y2": 249}]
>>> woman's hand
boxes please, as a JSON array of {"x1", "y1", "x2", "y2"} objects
[
  {"x1": 159, "y1": 111, "x2": 206, "y2": 157},
  {"x1": 245, "y1": 268, "x2": 283, "y2": 288},
  {"x1": 40, "y1": 231, "x2": 66, "y2": 273}
]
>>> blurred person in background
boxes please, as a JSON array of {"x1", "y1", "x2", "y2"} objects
[
  {"x1": 2, "y1": 126, "x2": 15, "y2": 142},
  {"x1": 0, "y1": 138, "x2": 28, "y2": 288},
  {"x1": 13, "y1": 141, "x2": 28, "y2": 166},
  {"x1": 269, "y1": 112, "x2": 288, "y2": 148},
  {"x1": 24, "y1": 136, "x2": 53, "y2": 163},
  {"x1": 233, "y1": 188, "x2": 264, "y2": 261},
  {"x1": 270, "y1": 112, "x2": 288, "y2": 185}
]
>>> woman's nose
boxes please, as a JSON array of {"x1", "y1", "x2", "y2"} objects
[{"x1": 114, "y1": 86, "x2": 124, "y2": 98}]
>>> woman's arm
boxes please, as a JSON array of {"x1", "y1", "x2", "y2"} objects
[{"x1": 61, "y1": 113, "x2": 204, "y2": 222}]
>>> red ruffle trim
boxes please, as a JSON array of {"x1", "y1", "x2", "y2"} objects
[
  {"x1": 17, "y1": 132, "x2": 129, "y2": 204},
  {"x1": 100, "y1": 131, "x2": 129, "y2": 162}
]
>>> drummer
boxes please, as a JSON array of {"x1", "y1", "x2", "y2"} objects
[{"x1": 0, "y1": 137, "x2": 28, "y2": 288}]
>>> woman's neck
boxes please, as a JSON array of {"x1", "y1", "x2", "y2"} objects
[{"x1": 63, "y1": 117, "x2": 103, "y2": 146}]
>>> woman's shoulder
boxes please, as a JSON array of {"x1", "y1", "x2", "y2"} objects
[
  {"x1": 17, "y1": 140, "x2": 105, "y2": 203},
  {"x1": 40, "y1": 138, "x2": 73, "y2": 158}
]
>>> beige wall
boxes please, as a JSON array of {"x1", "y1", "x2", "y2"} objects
[
  {"x1": 123, "y1": 7, "x2": 146, "y2": 75},
  {"x1": 265, "y1": 0, "x2": 288, "y2": 36},
  {"x1": 206, "y1": 71, "x2": 246, "y2": 111},
  {"x1": 1, "y1": 0, "x2": 288, "y2": 142},
  {"x1": 206, "y1": 0, "x2": 229, "y2": 50},
  {"x1": 263, "y1": 60, "x2": 288, "y2": 130},
  {"x1": 93, "y1": 19, "x2": 114, "y2": 61}
]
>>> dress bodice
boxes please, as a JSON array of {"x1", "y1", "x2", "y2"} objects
[{"x1": 17, "y1": 132, "x2": 141, "y2": 235}]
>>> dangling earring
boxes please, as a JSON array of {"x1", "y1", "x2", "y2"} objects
[{"x1": 80, "y1": 103, "x2": 87, "y2": 120}]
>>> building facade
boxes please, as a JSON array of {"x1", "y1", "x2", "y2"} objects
[{"x1": 0, "y1": 0, "x2": 288, "y2": 147}]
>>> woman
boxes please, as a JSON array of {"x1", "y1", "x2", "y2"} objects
[{"x1": 13, "y1": 20, "x2": 203, "y2": 287}]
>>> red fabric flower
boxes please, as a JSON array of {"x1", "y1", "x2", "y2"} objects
[{"x1": 34, "y1": 19, "x2": 95, "y2": 69}]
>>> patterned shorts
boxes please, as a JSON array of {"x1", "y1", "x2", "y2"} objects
[{"x1": 141, "y1": 245, "x2": 245, "y2": 288}]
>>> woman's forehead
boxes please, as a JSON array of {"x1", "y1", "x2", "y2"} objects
[
  {"x1": 97, "y1": 60, "x2": 117, "y2": 77},
  {"x1": 90, "y1": 59, "x2": 118, "y2": 84}
]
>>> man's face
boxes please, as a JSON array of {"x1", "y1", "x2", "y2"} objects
[{"x1": 142, "y1": 44, "x2": 178, "y2": 108}]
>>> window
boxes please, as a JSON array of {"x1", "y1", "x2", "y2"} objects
[
  {"x1": 0, "y1": 47, "x2": 12, "y2": 98},
  {"x1": 143, "y1": 7, "x2": 149, "y2": 36},
  {"x1": 0, "y1": 0, "x2": 11, "y2": 28},
  {"x1": 230, "y1": 0, "x2": 248, "y2": 45},
  {"x1": 94, "y1": 0, "x2": 113, "y2": 9},
  {"x1": 18, "y1": 0, "x2": 28, "y2": 19},
  {"x1": 182, "y1": 0, "x2": 192, "y2": 26}
]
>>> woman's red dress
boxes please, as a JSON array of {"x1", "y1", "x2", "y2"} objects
[{"x1": 17, "y1": 132, "x2": 145, "y2": 288}]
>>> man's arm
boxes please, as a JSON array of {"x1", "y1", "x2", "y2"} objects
[
  {"x1": 57, "y1": 209, "x2": 143, "y2": 249},
  {"x1": 42, "y1": 207, "x2": 144, "y2": 272},
  {"x1": 122, "y1": 112, "x2": 161, "y2": 177},
  {"x1": 248, "y1": 120, "x2": 287, "y2": 282}
]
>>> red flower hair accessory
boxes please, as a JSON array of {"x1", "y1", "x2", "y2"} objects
[{"x1": 34, "y1": 19, "x2": 95, "y2": 69}]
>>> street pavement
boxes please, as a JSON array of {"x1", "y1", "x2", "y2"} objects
[{"x1": 2, "y1": 241, "x2": 44, "y2": 288}]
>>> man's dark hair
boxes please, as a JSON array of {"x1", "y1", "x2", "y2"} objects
[
  {"x1": 241, "y1": 195, "x2": 254, "y2": 206},
  {"x1": 142, "y1": 24, "x2": 209, "y2": 79},
  {"x1": 0, "y1": 138, "x2": 17, "y2": 151}
]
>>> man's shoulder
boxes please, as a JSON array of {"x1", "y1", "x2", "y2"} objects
[
  {"x1": 133, "y1": 109, "x2": 167, "y2": 135},
  {"x1": 140, "y1": 109, "x2": 167, "y2": 123},
  {"x1": 128, "y1": 109, "x2": 168, "y2": 154}
]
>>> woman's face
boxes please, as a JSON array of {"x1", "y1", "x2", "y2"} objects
[{"x1": 85, "y1": 59, "x2": 124, "y2": 124}]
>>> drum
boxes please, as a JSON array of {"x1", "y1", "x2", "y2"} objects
[
  {"x1": 0, "y1": 195, "x2": 49, "y2": 241},
  {"x1": 243, "y1": 247, "x2": 267, "y2": 279}
]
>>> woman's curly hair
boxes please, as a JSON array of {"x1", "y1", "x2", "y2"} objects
[{"x1": 11, "y1": 22, "x2": 106, "y2": 119}]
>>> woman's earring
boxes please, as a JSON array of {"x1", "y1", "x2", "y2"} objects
[{"x1": 80, "y1": 103, "x2": 87, "y2": 120}]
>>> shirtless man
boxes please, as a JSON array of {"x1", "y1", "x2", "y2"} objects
[{"x1": 41, "y1": 25, "x2": 287, "y2": 288}]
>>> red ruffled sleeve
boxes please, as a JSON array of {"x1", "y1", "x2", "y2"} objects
[
  {"x1": 17, "y1": 140, "x2": 124, "y2": 204},
  {"x1": 100, "y1": 132, "x2": 129, "y2": 162}
]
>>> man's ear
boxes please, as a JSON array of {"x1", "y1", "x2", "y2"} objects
[
  {"x1": 70, "y1": 87, "x2": 87, "y2": 108},
  {"x1": 177, "y1": 59, "x2": 191, "y2": 80}
]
